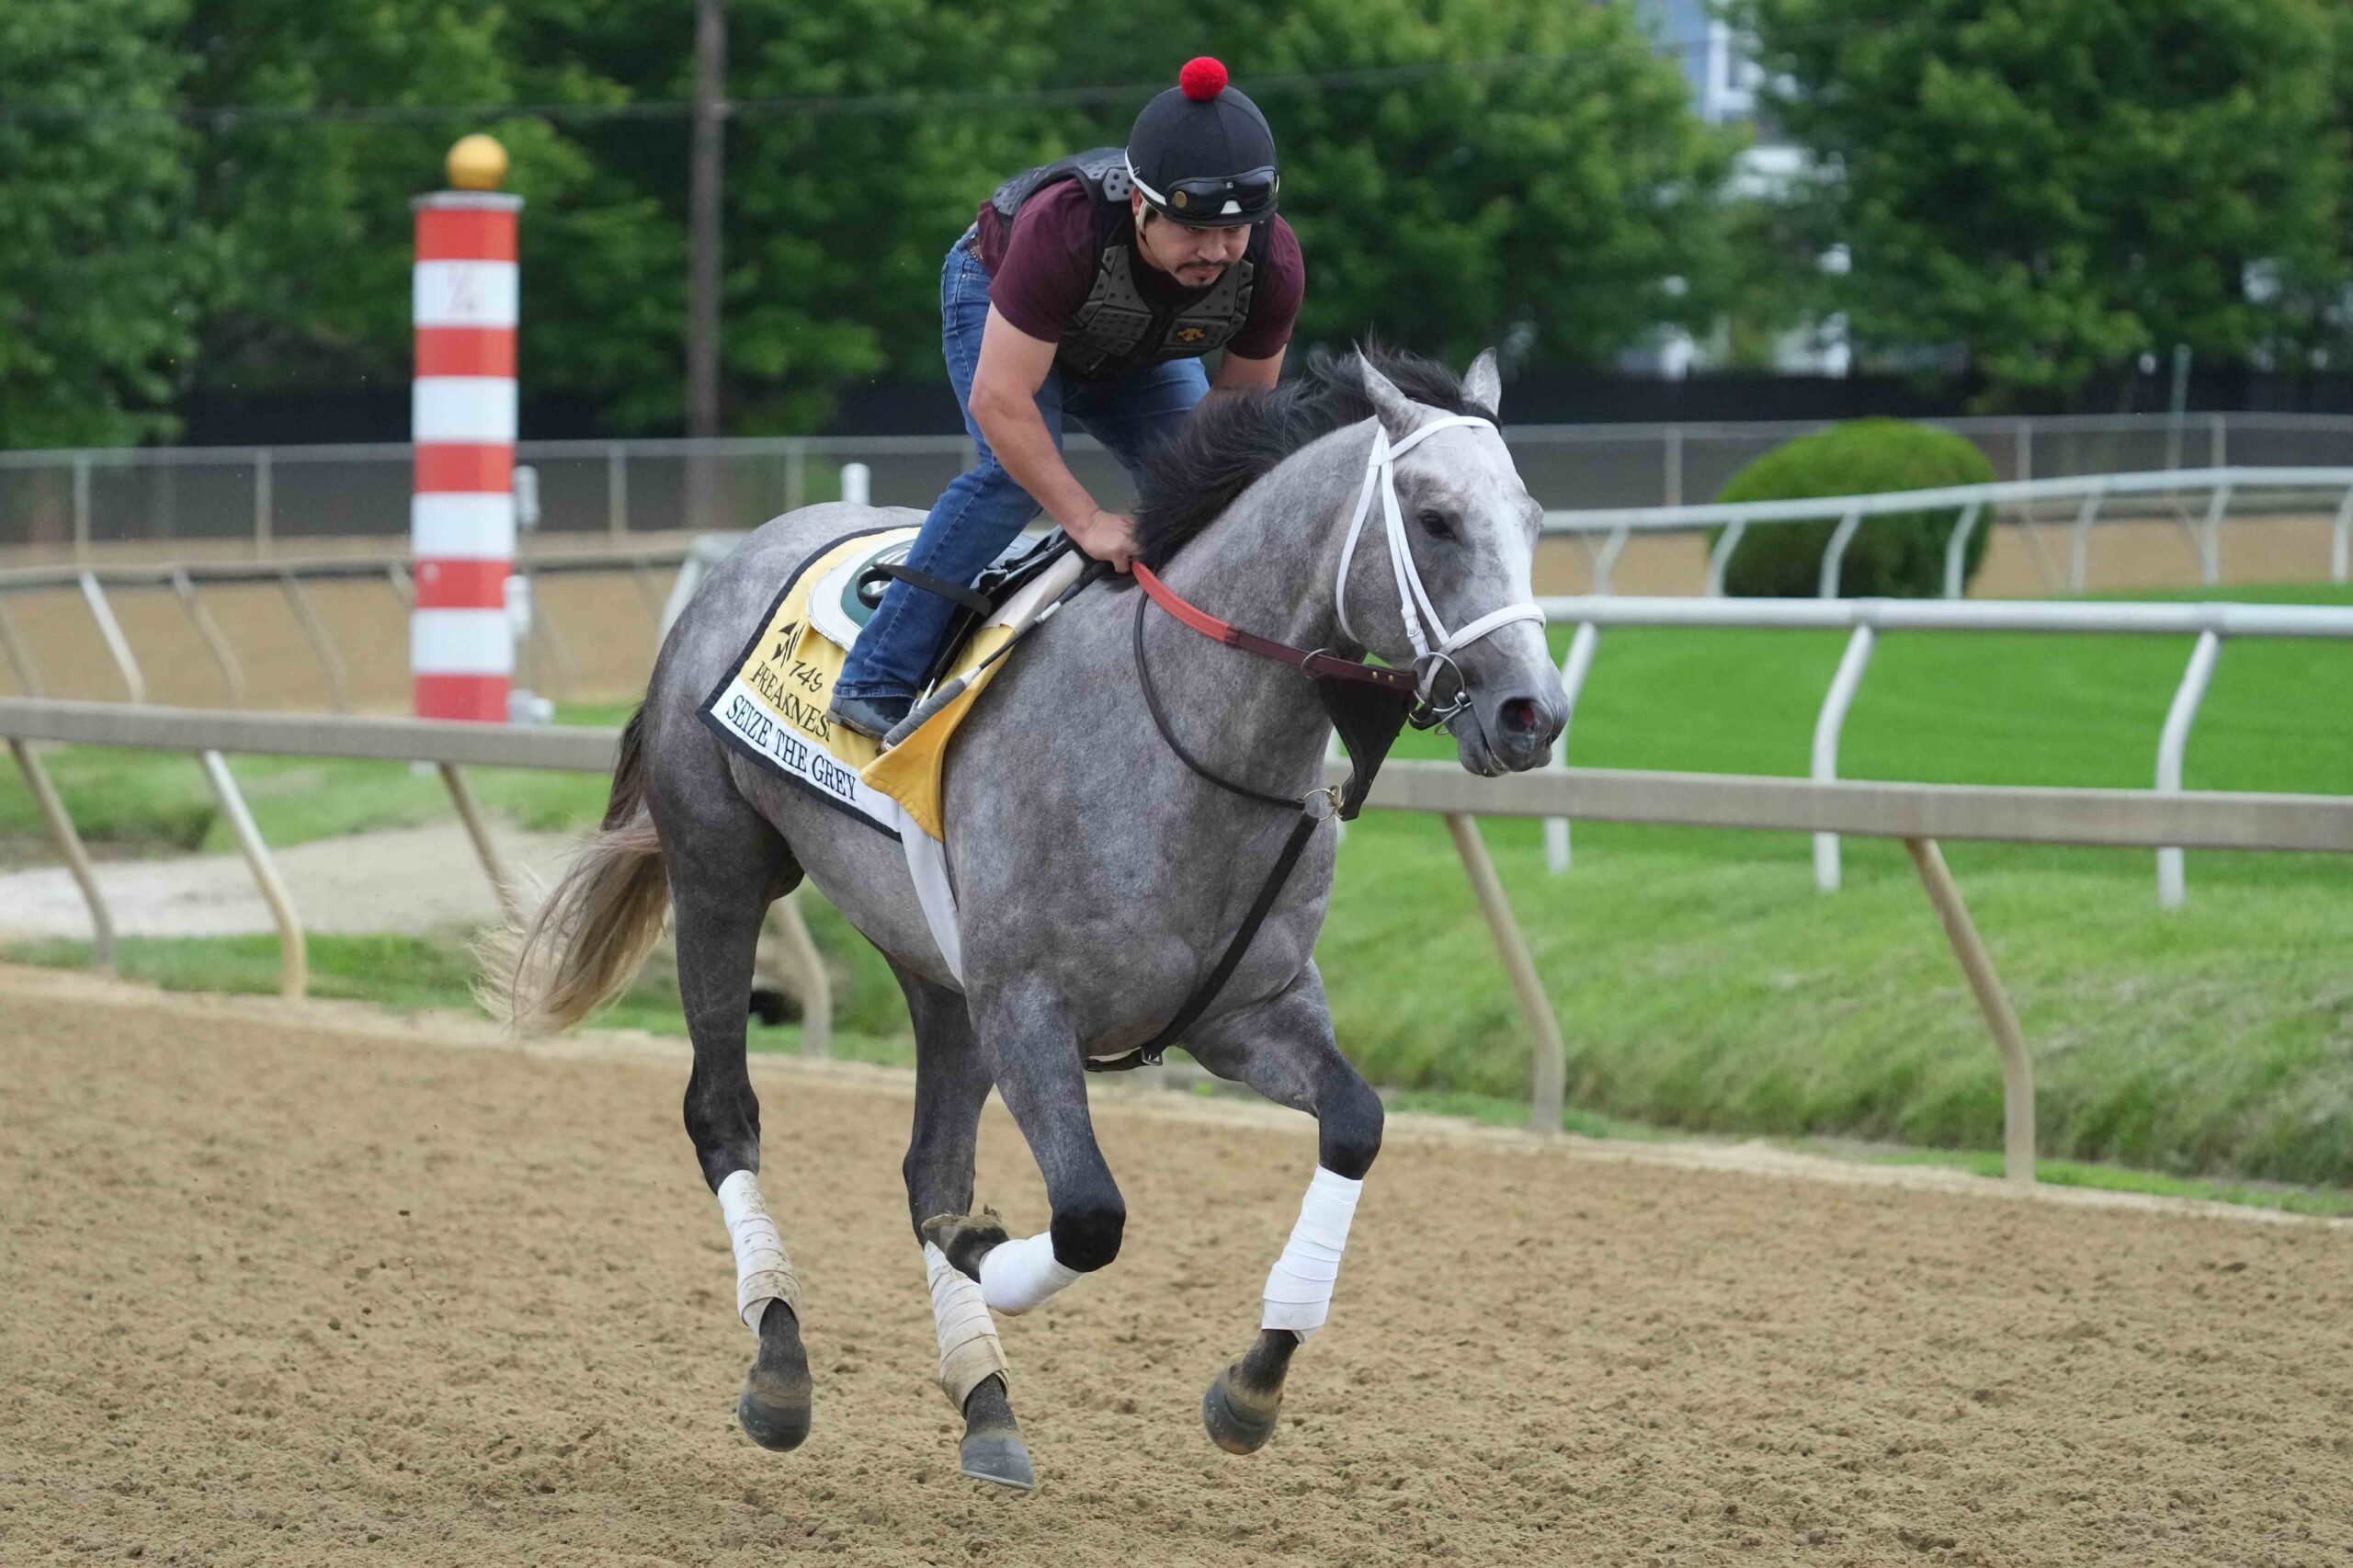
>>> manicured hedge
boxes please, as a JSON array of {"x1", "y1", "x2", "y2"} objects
[{"x1": 1714, "y1": 419, "x2": 1996, "y2": 597}]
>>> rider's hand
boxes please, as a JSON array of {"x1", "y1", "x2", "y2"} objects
[{"x1": 1071, "y1": 508, "x2": 1139, "y2": 574}]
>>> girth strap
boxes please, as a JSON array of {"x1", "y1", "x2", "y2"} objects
[{"x1": 1086, "y1": 810, "x2": 1322, "y2": 1074}]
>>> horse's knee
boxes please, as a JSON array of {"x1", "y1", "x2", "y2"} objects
[
  {"x1": 1318, "y1": 1073, "x2": 1384, "y2": 1181},
  {"x1": 1049, "y1": 1196, "x2": 1126, "y2": 1273}
]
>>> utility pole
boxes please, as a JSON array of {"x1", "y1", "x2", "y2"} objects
[{"x1": 686, "y1": 0, "x2": 727, "y2": 523}]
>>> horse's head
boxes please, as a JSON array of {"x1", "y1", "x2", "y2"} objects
[{"x1": 1339, "y1": 350, "x2": 1567, "y2": 776}]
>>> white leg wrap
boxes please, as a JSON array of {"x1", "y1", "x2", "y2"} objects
[
  {"x1": 924, "y1": 1242, "x2": 1008, "y2": 1407},
  {"x1": 1261, "y1": 1165, "x2": 1362, "y2": 1341},
  {"x1": 716, "y1": 1169, "x2": 804, "y2": 1334},
  {"x1": 977, "y1": 1231, "x2": 1081, "y2": 1315}
]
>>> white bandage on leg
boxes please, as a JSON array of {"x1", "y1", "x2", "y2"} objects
[
  {"x1": 716, "y1": 1169, "x2": 804, "y2": 1334},
  {"x1": 923, "y1": 1242, "x2": 1008, "y2": 1407},
  {"x1": 1261, "y1": 1165, "x2": 1363, "y2": 1340},
  {"x1": 976, "y1": 1231, "x2": 1081, "y2": 1315}
]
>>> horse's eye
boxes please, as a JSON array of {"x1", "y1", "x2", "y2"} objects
[{"x1": 1417, "y1": 508, "x2": 1455, "y2": 540}]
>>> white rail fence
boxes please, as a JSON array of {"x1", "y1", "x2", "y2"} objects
[
  {"x1": 6, "y1": 698, "x2": 2349, "y2": 1177},
  {"x1": 1532, "y1": 596, "x2": 2353, "y2": 905},
  {"x1": 8, "y1": 411, "x2": 2350, "y2": 552},
  {"x1": 0, "y1": 541, "x2": 692, "y2": 712},
  {"x1": 1541, "y1": 467, "x2": 2353, "y2": 597}
]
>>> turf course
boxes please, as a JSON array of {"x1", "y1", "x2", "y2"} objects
[{"x1": 4, "y1": 585, "x2": 2347, "y2": 1187}]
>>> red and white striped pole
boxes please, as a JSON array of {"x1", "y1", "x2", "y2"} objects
[{"x1": 411, "y1": 134, "x2": 522, "y2": 722}]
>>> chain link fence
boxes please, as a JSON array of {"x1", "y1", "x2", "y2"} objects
[{"x1": 2, "y1": 412, "x2": 2346, "y2": 558}]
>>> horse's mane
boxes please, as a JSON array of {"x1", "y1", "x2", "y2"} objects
[{"x1": 1132, "y1": 343, "x2": 1495, "y2": 568}]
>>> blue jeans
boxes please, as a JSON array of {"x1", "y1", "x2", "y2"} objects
[{"x1": 834, "y1": 227, "x2": 1211, "y2": 701}]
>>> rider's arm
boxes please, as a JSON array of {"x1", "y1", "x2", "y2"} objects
[
  {"x1": 1210, "y1": 347, "x2": 1285, "y2": 397},
  {"x1": 967, "y1": 307, "x2": 1133, "y2": 568}
]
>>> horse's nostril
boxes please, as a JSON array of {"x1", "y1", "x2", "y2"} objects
[{"x1": 1500, "y1": 698, "x2": 1541, "y2": 735}]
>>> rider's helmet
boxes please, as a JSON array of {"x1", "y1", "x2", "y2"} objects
[{"x1": 1124, "y1": 58, "x2": 1279, "y2": 229}]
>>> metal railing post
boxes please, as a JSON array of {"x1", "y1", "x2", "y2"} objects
[
  {"x1": 1903, "y1": 837, "x2": 2035, "y2": 1184},
  {"x1": 1590, "y1": 526, "x2": 1630, "y2": 596},
  {"x1": 767, "y1": 892, "x2": 835, "y2": 1061},
  {"x1": 1818, "y1": 506, "x2": 1865, "y2": 599},
  {"x1": 438, "y1": 762, "x2": 518, "y2": 924},
  {"x1": 171, "y1": 569, "x2": 246, "y2": 707},
  {"x1": 2196, "y1": 483, "x2": 2231, "y2": 585},
  {"x1": 0, "y1": 594, "x2": 43, "y2": 696},
  {"x1": 254, "y1": 449, "x2": 273, "y2": 556},
  {"x1": 2335, "y1": 484, "x2": 2353, "y2": 584},
  {"x1": 2068, "y1": 483, "x2": 2106, "y2": 593},
  {"x1": 77, "y1": 573, "x2": 146, "y2": 704},
  {"x1": 1942, "y1": 501, "x2": 1984, "y2": 600},
  {"x1": 197, "y1": 749, "x2": 305, "y2": 999},
  {"x1": 607, "y1": 442, "x2": 629, "y2": 538},
  {"x1": 9, "y1": 736, "x2": 115, "y2": 971},
  {"x1": 1445, "y1": 813, "x2": 1567, "y2": 1136},
  {"x1": 72, "y1": 454, "x2": 93, "y2": 560},
  {"x1": 1706, "y1": 519, "x2": 1745, "y2": 597},
  {"x1": 278, "y1": 570, "x2": 351, "y2": 714},
  {"x1": 1811, "y1": 621, "x2": 1877, "y2": 891},
  {"x1": 1542, "y1": 622, "x2": 1600, "y2": 874},
  {"x1": 2155, "y1": 629, "x2": 2222, "y2": 908}
]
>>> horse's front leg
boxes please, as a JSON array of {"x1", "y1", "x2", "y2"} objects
[
  {"x1": 1183, "y1": 961, "x2": 1383, "y2": 1455},
  {"x1": 923, "y1": 978, "x2": 1126, "y2": 1318}
]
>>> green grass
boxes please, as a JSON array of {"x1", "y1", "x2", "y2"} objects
[{"x1": 4, "y1": 591, "x2": 2348, "y2": 1189}]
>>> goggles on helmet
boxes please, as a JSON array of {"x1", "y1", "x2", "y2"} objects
[{"x1": 1127, "y1": 159, "x2": 1279, "y2": 226}]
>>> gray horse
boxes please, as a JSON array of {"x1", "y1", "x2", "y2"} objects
[{"x1": 487, "y1": 347, "x2": 1566, "y2": 1490}]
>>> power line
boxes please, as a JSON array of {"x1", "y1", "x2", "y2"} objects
[{"x1": 3, "y1": 33, "x2": 1744, "y2": 129}]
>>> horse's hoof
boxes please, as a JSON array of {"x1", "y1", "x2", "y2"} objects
[
  {"x1": 737, "y1": 1302, "x2": 813, "y2": 1451},
  {"x1": 747, "y1": 986, "x2": 795, "y2": 1027},
  {"x1": 921, "y1": 1208, "x2": 1010, "y2": 1282},
  {"x1": 738, "y1": 1379, "x2": 812, "y2": 1451},
  {"x1": 959, "y1": 1430, "x2": 1036, "y2": 1491},
  {"x1": 1201, "y1": 1362, "x2": 1283, "y2": 1455}
]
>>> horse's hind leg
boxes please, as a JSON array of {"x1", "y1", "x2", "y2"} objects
[
  {"x1": 663, "y1": 791, "x2": 813, "y2": 1451},
  {"x1": 1181, "y1": 961, "x2": 1384, "y2": 1455},
  {"x1": 892, "y1": 963, "x2": 1034, "y2": 1490}
]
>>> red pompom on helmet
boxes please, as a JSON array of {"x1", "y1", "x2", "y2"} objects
[
  {"x1": 1127, "y1": 58, "x2": 1279, "y2": 227},
  {"x1": 1178, "y1": 57, "x2": 1228, "y2": 100}
]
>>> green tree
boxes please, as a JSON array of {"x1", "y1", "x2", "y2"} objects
[
  {"x1": 182, "y1": 2, "x2": 659, "y2": 421},
  {"x1": 1045, "y1": 0, "x2": 1744, "y2": 369},
  {"x1": 1729, "y1": 0, "x2": 2348, "y2": 404},
  {"x1": 0, "y1": 0, "x2": 199, "y2": 448}
]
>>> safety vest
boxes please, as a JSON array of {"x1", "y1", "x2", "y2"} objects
[{"x1": 986, "y1": 148, "x2": 1271, "y2": 381}]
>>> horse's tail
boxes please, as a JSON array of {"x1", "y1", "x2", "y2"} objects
[{"x1": 478, "y1": 702, "x2": 671, "y2": 1034}]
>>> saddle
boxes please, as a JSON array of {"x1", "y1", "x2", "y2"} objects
[{"x1": 853, "y1": 529, "x2": 1079, "y2": 690}]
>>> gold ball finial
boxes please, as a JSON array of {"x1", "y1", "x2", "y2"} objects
[{"x1": 446, "y1": 134, "x2": 508, "y2": 191}]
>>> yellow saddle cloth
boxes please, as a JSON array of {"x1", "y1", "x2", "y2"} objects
[{"x1": 700, "y1": 527, "x2": 1068, "y2": 845}]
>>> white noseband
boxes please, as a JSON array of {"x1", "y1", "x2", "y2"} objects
[{"x1": 1333, "y1": 415, "x2": 1545, "y2": 712}]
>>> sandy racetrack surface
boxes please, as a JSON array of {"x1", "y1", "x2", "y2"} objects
[{"x1": 4, "y1": 970, "x2": 2349, "y2": 1566}]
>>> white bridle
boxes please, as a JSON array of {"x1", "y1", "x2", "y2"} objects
[{"x1": 1333, "y1": 415, "x2": 1546, "y2": 717}]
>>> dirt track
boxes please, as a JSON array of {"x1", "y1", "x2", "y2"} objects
[{"x1": 3, "y1": 970, "x2": 2349, "y2": 1566}]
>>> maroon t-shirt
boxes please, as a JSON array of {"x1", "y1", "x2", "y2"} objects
[{"x1": 972, "y1": 179, "x2": 1303, "y2": 369}]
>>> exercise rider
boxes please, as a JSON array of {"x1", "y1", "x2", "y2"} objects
[{"x1": 827, "y1": 56, "x2": 1305, "y2": 740}]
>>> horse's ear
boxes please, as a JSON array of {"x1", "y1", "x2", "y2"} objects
[
  {"x1": 1463, "y1": 348, "x2": 1502, "y2": 415},
  {"x1": 1356, "y1": 353, "x2": 1423, "y2": 441}
]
